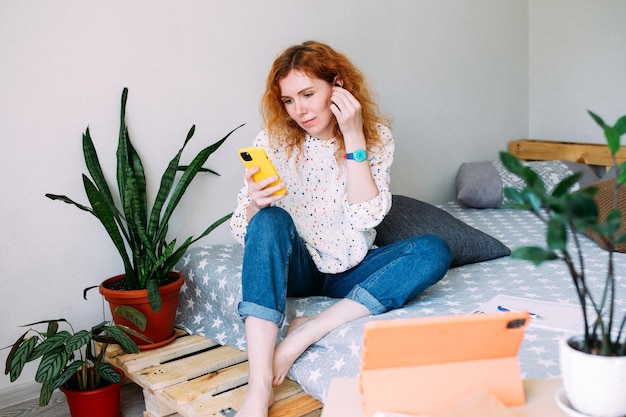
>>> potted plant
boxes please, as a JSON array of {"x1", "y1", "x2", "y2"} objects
[
  {"x1": 3, "y1": 306, "x2": 148, "y2": 417},
  {"x1": 46, "y1": 88, "x2": 241, "y2": 347},
  {"x1": 499, "y1": 111, "x2": 626, "y2": 417}
]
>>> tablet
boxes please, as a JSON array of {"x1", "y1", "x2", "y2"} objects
[{"x1": 359, "y1": 311, "x2": 529, "y2": 417}]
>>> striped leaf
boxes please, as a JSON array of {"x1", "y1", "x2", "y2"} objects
[
  {"x1": 29, "y1": 331, "x2": 71, "y2": 361},
  {"x1": 8, "y1": 336, "x2": 37, "y2": 382},
  {"x1": 64, "y1": 330, "x2": 91, "y2": 353},
  {"x1": 97, "y1": 362, "x2": 122, "y2": 384},
  {"x1": 35, "y1": 347, "x2": 67, "y2": 383},
  {"x1": 39, "y1": 381, "x2": 54, "y2": 407}
]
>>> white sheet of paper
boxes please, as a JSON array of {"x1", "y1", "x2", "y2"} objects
[{"x1": 469, "y1": 294, "x2": 593, "y2": 333}]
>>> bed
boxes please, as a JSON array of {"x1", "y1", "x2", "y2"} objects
[{"x1": 173, "y1": 139, "x2": 626, "y2": 403}]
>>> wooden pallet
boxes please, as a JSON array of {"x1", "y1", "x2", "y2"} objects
[{"x1": 105, "y1": 330, "x2": 322, "y2": 417}]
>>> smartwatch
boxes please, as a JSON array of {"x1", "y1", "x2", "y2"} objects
[{"x1": 344, "y1": 149, "x2": 367, "y2": 162}]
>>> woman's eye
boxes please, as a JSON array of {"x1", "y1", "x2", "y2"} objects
[
  {"x1": 304, "y1": 93, "x2": 313, "y2": 98},
  {"x1": 282, "y1": 99, "x2": 293, "y2": 105}
]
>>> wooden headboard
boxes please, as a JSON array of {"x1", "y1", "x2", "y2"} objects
[{"x1": 509, "y1": 139, "x2": 626, "y2": 169}]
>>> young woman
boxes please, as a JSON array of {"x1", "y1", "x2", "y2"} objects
[{"x1": 229, "y1": 41, "x2": 451, "y2": 417}]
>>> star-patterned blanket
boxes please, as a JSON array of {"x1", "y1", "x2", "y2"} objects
[{"x1": 174, "y1": 202, "x2": 626, "y2": 403}]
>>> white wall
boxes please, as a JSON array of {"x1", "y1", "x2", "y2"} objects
[
  {"x1": 529, "y1": 0, "x2": 626, "y2": 141},
  {"x1": 3, "y1": 0, "x2": 622, "y2": 395}
]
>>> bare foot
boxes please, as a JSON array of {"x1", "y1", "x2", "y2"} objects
[
  {"x1": 272, "y1": 316, "x2": 317, "y2": 386},
  {"x1": 273, "y1": 300, "x2": 371, "y2": 387},
  {"x1": 235, "y1": 383, "x2": 275, "y2": 417}
]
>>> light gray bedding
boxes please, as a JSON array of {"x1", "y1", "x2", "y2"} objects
[{"x1": 174, "y1": 202, "x2": 626, "y2": 402}]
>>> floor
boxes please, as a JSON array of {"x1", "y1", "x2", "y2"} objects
[{"x1": 0, "y1": 383, "x2": 146, "y2": 417}]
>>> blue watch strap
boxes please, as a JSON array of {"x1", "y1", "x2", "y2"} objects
[{"x1": 344, "y1": 149, "x2": 367, "y2": 162}]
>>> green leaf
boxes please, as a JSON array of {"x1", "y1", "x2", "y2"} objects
[
  {"x1": 113, "y1": 306, "x2": 147, "y2": 331},
  {"x1": 172, "y1": 212, "x2": 233, "y2": 262},
  {"x1": 588, "y1": 110, "x2": 607, "y2": 128},
  {"x1": 83, "y1": 175, "x2": 135, "y2": 284},
  {"x1": 567, "y1": 189, "x2": 598, "y2": 221},
  {"x1": 552, "y1": 173, "x2": 582, "y2": 197},
  {"x1": 90, "y1": 320, "x2": 108, "y2": 335},
  {"x1": 5, "y1": 330, "x2": 27, "y2": 376},
  {"x1": 178, "y1": 165, "x2": 220, "y2": 175},
  {"x1": 546, "y1": 217, "x2": 567, "y2": 251},
  {"x1": 64, "y1": 330, "x2": 91, "y2": 353},
  {"x1": 511, "y1": 246, "x2": 557, "y2": 266},
  {"x1": 39, "y1": 380, "x2": 54, "y2": 407},
  {"x1": 53, "y1": 361, "x2": 83, "y2": 390},
  {"x1": 589, "y1": 110, "x2": 622, "y2": 153},
  {"x1": 148, "y1": 239, "x2": 177, "y2": 280},
  {"x1": 83, "y1": 128, "x2": 115, "y2": 208},
  {"x1": 148, "y1": 127, "x2": 193, "y2": 244},
  {"x1": 44, "y1": 193, "x2": 93, "y2": 214},
  {"x1": 146, "y1": 278, "x2": 162, "y2": 313},
  {"x1": 502, "y1": 187, "x2": 528, "y2": 207},
  {"x1": 35, "y1": 347, "x2": 67, "y2": 383},
  {"x1": 499, "y1": 152, "x2": 525, "y2": 177},
  {"x1": 604, "y1": 125, "x2": 620, "y2": 154},
  {"x1": 113, "y1": 324, "x2": 152, "y2": 344},
  {"x1": 8, "y1": 336, "x2": 37, "y2": 382},
  {"x1": 121, "y1": 139, "x2": 149, "y2": 270},
  {"x1": 45, "y1": 321, "x2": 59, "y2": 338},
  {"x1": 102, "y1": 326, "x2": 140, "y2": 354},
  {"x1": 523, "y1": 188, "x2": 545, "y2": 212},
  {"x1": 29, "y1": 331, "x2": 71, "y2": 361},
  {"x1": 155, "y1": 124, "x2": 243, "y2": 247},
  {"x1": 615, "y1": 114, "x2": 626, "y2": 136},
  {"x1": 20, "y1": 318, "x2": 68, "y2": 327},
  {"x1": 116, "y1": 88, "x2": 130, "y2": 210},
  {"x1": 97, "y1": 362, "x2": 122, "y2": 384},
  {"x1": 618, "y1": 163, "x2": 626, "y2": 186}
]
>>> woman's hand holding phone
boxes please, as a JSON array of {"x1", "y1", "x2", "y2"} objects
[
  {"x1": 238, "y1": 147, "x2": 287, "y2": 217},
  {"x1": 244, "y1": 166, "x2": 286, "y2": 207}
]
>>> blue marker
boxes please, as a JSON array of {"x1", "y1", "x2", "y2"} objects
[{"x1": 497, "y1": 305, "x2": 542, "y2": 320}]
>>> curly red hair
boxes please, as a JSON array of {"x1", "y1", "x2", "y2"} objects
[{"x1": 261, "y1": 41, "x2": 390, "y2": 157}]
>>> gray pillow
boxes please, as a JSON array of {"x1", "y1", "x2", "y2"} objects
[
  {"x1": 455, "y1": 162, "x2": 503, "y2": 208},
  {"x1": 374, "y1": 195, "x2": 510, "y2": 267},
  {"x1": 456, "y1": 160, "x2": 600, "y2": 208}
]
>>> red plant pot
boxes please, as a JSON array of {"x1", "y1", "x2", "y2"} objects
[
  {"x1": 60, "y1": 378, "x2": 123, "y2": 417},
  {"x1": 99, "y1": 271, "x2": 184, "y2": 350}
]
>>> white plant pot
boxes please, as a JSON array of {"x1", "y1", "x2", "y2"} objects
[{"x1": 559, "y1": 335, "x2": 626, "y2": 417}]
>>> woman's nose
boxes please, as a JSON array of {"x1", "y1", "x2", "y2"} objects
[{"x1": 295, "y1": 101, "x2": 307, "y2": 115}]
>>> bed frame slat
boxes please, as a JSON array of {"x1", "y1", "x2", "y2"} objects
[{"x1": 509, "y1": 139, "x2": 626, "y2": 168}]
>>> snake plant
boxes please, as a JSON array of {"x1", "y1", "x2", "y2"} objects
[{"x1": 46, "y1": 88, "x2": 241, "y2": 312}]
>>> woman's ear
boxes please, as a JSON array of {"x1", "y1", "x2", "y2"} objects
[{"x1": 333, "y1": 75, "x2": 344, "y2": 88}]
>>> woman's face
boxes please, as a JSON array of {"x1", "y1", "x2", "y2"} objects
[{"x1": 279, "y1": 70, "x2": 336, "y2": 140}]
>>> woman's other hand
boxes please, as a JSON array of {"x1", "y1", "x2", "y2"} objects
[{"x1": 330, "y1": 86, "x2": 364, "y2": 143}]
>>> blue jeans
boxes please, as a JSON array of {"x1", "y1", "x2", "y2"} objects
[{"x1": 238, "y1": 207, "x2": 451, "y2": 326}]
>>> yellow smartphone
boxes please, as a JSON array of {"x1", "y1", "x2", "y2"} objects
[{"x1": 238, "y1": 147, "x2": 286, "y2": 195}]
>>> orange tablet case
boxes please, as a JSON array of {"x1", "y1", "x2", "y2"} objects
[{"x1": 359, "y1": 311, "x2": 529, "y2": 417}]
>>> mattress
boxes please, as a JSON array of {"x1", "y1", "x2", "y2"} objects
[{"x1": 174, "y1": 202, "x2": 626, "y2": 402}]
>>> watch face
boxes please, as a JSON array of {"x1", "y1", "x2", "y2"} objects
[{"x1": 354, "y1": 149, "x2": 367, "y2": 162}]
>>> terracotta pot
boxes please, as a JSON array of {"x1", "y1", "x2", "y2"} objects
[
  {"x1": 99, "y1": 271, "x2": 184, "y2": 350},
  {"x1": 559, "y1": 335, "x2": 626, "y2": 417},
  {"x1": 60, "y1": 377, "x2": 122, "y2": 417}
]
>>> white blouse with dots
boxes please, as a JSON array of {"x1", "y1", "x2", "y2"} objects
[{"x1": 230, "y1": 124, "x2": 394, "y2": 274}]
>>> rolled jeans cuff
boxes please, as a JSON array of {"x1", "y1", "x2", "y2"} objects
[
  {"x1": 346, "y1": 285, "x2": 386, "y2": 315},
  {"x1": 238, "y1": 301, "x2": 285, "y2": 327}
]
